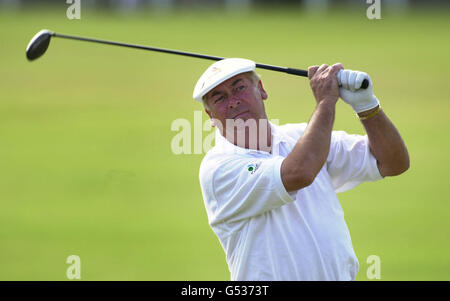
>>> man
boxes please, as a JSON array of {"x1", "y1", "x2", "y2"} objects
[{"x1": 193, "y1": 58, "x2": 409, "y2": 281}]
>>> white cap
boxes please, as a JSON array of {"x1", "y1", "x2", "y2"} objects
[{"x1": 193, "y1": 58, "x2": 256, "y2": 102}]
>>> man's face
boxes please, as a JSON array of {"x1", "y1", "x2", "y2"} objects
[{"x1": 203, "y1": 73, "x2": 268, "y2": 129}]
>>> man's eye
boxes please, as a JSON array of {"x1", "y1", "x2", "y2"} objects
[
  {"x1": 237, "y1": 85, "x2": 245, "y2": 91},
  {"x1": 214, "y1": 96, "x2": 224, "y2": 103}
]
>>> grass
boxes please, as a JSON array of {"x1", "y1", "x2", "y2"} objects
[{"x1": 0, "y1": 6, "x2": 449, "y2": 280}]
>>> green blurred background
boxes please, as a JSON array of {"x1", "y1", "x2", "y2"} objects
[{"x1": 1, "y1": 1, "x2": 449, "y2": 280}]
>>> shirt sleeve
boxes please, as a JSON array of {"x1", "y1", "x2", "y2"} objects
[
  {"x1": 327, "y1": 131, "x2": 383, "y2": 193},
  {"x1": 200, "y1": 154, "x2": 295, "y2": 227}
]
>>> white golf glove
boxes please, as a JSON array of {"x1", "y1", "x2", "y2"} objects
[{"x1": 337, "y1": 69, "x2": 379, "y2": 113}]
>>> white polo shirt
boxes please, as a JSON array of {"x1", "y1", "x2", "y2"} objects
[{"x1": 199, "y1": 122, "x2": 383, "y2": 281}]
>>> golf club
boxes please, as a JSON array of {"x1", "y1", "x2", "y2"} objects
[{"x1": 26, "y1": 29, "x2": 369, "y2": 89}]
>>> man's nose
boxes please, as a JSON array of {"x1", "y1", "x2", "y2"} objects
[{"x1": 228, "y1": 96, "x2": 241, "y2": 108}]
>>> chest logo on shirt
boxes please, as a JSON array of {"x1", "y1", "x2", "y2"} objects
[{"x1": 247, "y1": 162, "x2": 261, "y2": 174}]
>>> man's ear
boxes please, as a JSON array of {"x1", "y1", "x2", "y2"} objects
[
  {"x1": 258, "y1": 80, "x2": 268, "y2": 100},
  {"x1": 205, "y1": 108, "x2": 216, "y2": 127}
]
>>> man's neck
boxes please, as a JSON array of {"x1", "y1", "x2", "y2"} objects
[{"x1": 222, "y1": 119, "x2": 272, "y2": 153}]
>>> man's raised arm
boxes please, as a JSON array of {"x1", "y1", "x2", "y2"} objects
[
  {"x1": 281, "y1": 63, "x2": 344, "y2": 192},
  {"x1": 338, "y1": 69, "x2": 409, "y2": 177}
]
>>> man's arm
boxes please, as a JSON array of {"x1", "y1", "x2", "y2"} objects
[
  {"x1": 281, "y1": 63, "x2": 343, "y2": 192},
  {"x1": 337, "y1": 69, "x2": 409, "y2": 177},
  {"x1": 281, "y1": 100, "x2": 336, "y2": 191},
  {"x1": 358, "y1": 106, "x2": 409, "y2": 177}
]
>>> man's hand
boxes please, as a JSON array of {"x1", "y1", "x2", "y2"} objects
[
  {"x1": 308, "y1": 63, "x2": 344, "y2": 105},
  {"x1": 338, "y1": 69, "x2": 380, "y2": 113},
  {"x1": 281, "y1": 63, "x2": 344, "y2": 192}
]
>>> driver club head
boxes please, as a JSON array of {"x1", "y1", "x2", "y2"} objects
[{"x1": 26, "y1": 29, "x2": 54, "y2": 61}]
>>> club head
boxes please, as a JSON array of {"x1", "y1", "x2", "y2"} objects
[{"x1": 26, "y1": 29, "x2": 54, "y2": 61}]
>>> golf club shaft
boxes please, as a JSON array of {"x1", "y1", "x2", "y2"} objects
[
  {"x1": 53, "y1": 32, "x2": 309, "y2": 77},
  {"x1": 51, "y1": 31, "x2": 368, "y2": 89}
]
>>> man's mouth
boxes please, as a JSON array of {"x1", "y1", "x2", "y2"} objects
[{"x1": 232, "y1": 111, "x2": 249, "y2": 119}]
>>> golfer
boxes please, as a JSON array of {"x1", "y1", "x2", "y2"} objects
[{"x1": 193, "y1": 58, "x2": 409, "y2": 281}]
